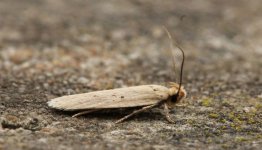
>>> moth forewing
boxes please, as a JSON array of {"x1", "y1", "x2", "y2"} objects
[{"x1": 48, "y1": 85, "x2": 171, "y2": 110}]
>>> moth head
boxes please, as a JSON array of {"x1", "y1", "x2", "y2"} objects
[{"x1": 169, "y1": 82, "x2": 187, "y2": 103}]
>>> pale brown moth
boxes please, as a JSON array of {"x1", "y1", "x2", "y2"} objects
[{"x1": 48, "y1": 28, "x2": 186, "y2": 124}]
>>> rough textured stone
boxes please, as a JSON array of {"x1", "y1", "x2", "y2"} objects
[{"x1": 0, "y1": 0, "x2": 261, "y2": 150}]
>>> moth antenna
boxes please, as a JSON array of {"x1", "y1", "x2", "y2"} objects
[
  {"x1": 163, "y1": 26, "x2": 177, "y2": 83},
  {"x1": 163, "y1": 26, "x2": 185, "y2": 96}
]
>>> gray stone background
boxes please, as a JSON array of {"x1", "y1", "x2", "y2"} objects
[{"x1": 0, "y1": 0, "x2": 261, "y2": 149}]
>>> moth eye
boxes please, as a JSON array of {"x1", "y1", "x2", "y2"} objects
[{"x1": 120, "y1": 96, "x2": 124, "y2": 98}]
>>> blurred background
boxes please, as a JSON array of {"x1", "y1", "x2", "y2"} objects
[{"x1": 0, "y1": 0, "x2": 261, "y2": 149}]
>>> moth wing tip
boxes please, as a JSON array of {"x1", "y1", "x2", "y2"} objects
[
  {"x1": 47, "y1": 99, "x2": 60, "y2": 109},
  {"x1": 47, "y1": 100, "x2": 55, "y2": 108},
  {"x1": 47, "y1": 99, "x2": 73, "y2": 111}
]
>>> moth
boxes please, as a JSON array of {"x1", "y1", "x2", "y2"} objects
[{"x1": 48, "y1": 28, "x2": 186, "y2": 123}]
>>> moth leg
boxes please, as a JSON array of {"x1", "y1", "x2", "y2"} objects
[
  {"x1": 115, "y1": 103, "x2": 159, "y2": 124},
  {"x1": 175, "y1": 104, "x2": 187, "y2": 107},
  {"x1": 163, "y1": 103, "x2": 175, "y2": 123},
  {"x1": 72, "y1": 109, "x2": 100, "y2": 118}
]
